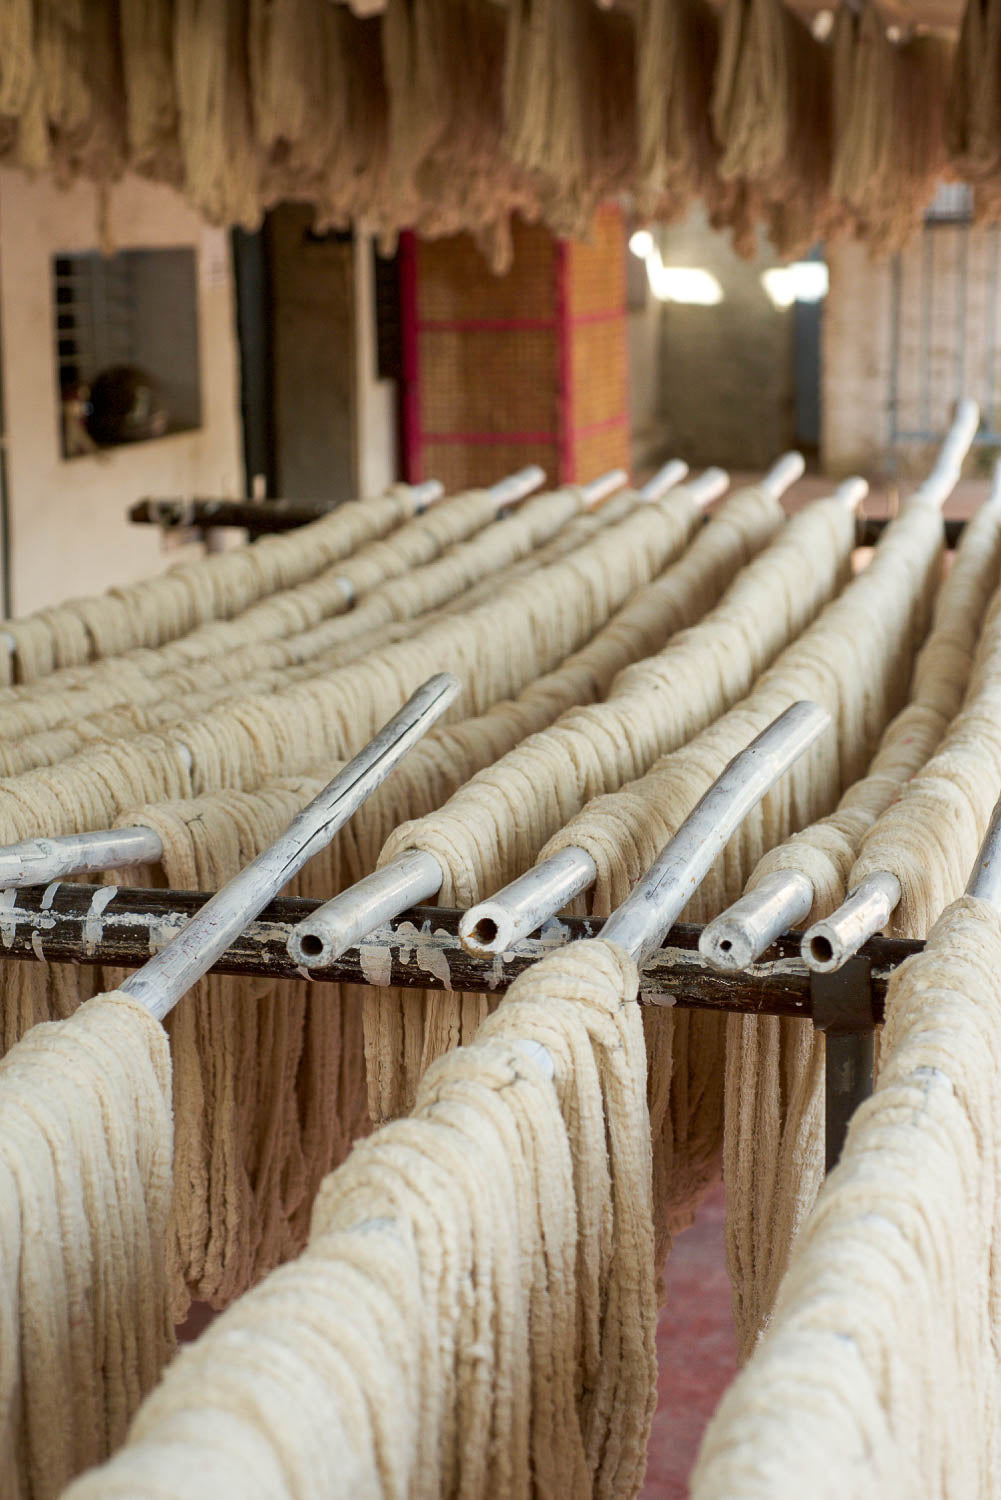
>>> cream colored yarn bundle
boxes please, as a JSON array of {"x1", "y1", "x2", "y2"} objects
[
  {"x1": 405, "y1": 0, "x2": 536, "y2": 274},
  {"x1": 77, "y1": 485, "x2": 739, "y2": 1307},
  {"x1": 0, "y1": 483, "x2": 557, "y2": 740},
  {"x1": 0, "y1": 990, "x2": 173, "y2": 1500},
  {"x1": 64, "y1": 940, "x2": 655, "y2": 1500},
  {"x1": 723, "y1": 493, "x2": 1001, "y2": 1356},
  {"x1": 831, "y1": 1, "x2": 952, "y2": 254},
  {"x1": 503, "y1": 0, "x2": 636, "y2": 239},
  {"x1": 97, "y1": 781, "x2": 367, "y2": 1314},
  {"x1": 0, "y1": 483, "x2": 424, "y2": 684},
  {"x1": 371, "y1": 493, "x2": 855, "y2": 1120},
  {"x1": 541, "y1": 498, "x2": 945, "y2": 1258},
  {"x1": 849, "y1": 575, "x2": 1001, "y2": 939},
  {"x1": 711, "y1": 0, "x2": 834, "y2": 257},
  {"x1": 636, "y1": 0, "x2": 731, "y2": 225},
  {"x1": 119, "y1": 0, "x2": 179, "y2": 184},
  {"x1": 692, "y1": 895, "x2": 1001, "y2": 1499},
  {"x1": 360, "y1": 483, "x2": 784, "y2": 1124},
  {"x1": 0, "y1": 484, "x2": 698, "y2": 752},
  {"x1": 947, "y1": 0, "x2": 1001, "y2": 218},
  {"x1": 173, "y1": 0, "x2": 260, "y2": 228}
]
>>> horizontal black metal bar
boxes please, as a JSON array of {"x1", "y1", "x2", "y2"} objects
[
  {"x1": 0, "y1": 884, "x2": 919, "y2": 1021},
  {"x1": 855, "y1": 515, "x2": 966, "y2": 549},
  {"x1": 129, "y1": 497, "x2": 345, "y2": 535}
]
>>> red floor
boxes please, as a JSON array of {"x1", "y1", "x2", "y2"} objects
[{"x1": 640, "y1": 1182, "x2": 737, "y2": 1499}]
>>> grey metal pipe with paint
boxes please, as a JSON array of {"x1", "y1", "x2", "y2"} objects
[
  {"x1": 599, "y1": 700, "x2": 831, "y2": 964},
  {"x1": 120, "y1": 672, "x2": 460, "y2": 1022}
]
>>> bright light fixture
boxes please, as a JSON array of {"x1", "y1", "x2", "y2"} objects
[
  {"x1": 629, "y1": 229, "x2": 654, "y2": 260},
  {"x1": 761, "y1": 261, "x2": 829, "y2": 309}
]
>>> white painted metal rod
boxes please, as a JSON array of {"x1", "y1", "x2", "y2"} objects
[
  {"x1": 912, "y1": 397, "x2": 979, "y2": 507},
  {"x1": 289, "y1": 848, "x2": 444, "y2": 967},
  {"x1": 699, "y1": 868, "x2": 816, "y2": 971},
  {"x1": 601, "y1": 700, "x2": 831, "y2": 965},
  {"x1": 638, "y1": 459, "x2": 689, "y2": 501},
  {"x1": 0, "y1": 826, "x2": 165, "y2": 888},
  {"x1": 991, "y1": 456, "x2": 1001, "y2": 506},
  {"x1": 410, "y1": 479, "x2": 445, "y2": 510},
  {"x1": 801, "y1": 870, "x2": 902, "y2": 973},
  {"x1": 486, "y1": 466, "x2": 546, "y2": 508},
  {"x1": 966, "y1": 792, "x2": 1001, "y2": 908},
  {"x1": 761, "y1": 451, "x2": 805, "y2": 500},
  {"x1": 687, "y1": 467, "x2": 730, "y2": 506},
  {"x1": 120, "y1": 672, "x2": 461, "y2": 1022},
  {"x1": 581, "y1": 469, "x2": 629, "y2": 508},
  {"x1": 459, "y1": 845, "x2": 598, "y2": 958},
  {"x1": 836, "y1": 476, "x2": 869, "y2": 510}
]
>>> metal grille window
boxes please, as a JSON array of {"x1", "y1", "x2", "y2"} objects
[
  {"x1": 53, "y1": 247, "x2": 202, "y2": 459},
  {"x1": 887, "y1": 182, "x2": 998, "y2": 463}
]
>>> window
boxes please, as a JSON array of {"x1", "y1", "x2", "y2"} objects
[{"x1": 53, "y1": 247, "x2": 202, "y2": 458}]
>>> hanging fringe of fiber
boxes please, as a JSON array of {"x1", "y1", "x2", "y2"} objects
[
  {"x1": 711, "y1": 0, "x2": 836, "y2": 259},
  {"x1": 635, "y1": 0, "x2": 731, "y2": 226},
  {"x1": 173, "y1": 0, "x2": 261, "y2": 229},
  {"x1": 946, "y1": 0, "x2": 1001, "y2": 219},
  {"x1": 503, "y1": 0, "x2": 635, "y2": 240},
  {"x1": 0, "y1": 0, "x2": 983, "y2": 267},
  {"x1": 832, "y1": 1, "x2": 952, "y2": 255}
]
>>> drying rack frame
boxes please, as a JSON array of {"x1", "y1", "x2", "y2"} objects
[{"x1": 0, "y1": 883, "x2": 899, "y2": 1166}]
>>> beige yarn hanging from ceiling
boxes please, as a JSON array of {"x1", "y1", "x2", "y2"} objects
[
  {"x1": 173, "y1": 0, "x2": 260, "y2": 228},
  {"x1": 712, "y1": 0, "x2": 835, "y2": 257},
  {"x1": 692, "y1": 894, "x2": 1001, "y2": 1499},
  {"x1": 946, "y1": 0, "x2": 1001, "y2": 219},
  {"x1": 831, "y1": 1, "x2": 952, "y2": 254},
  {"x1": 503, "y1": 0, "x2": 636, "y2": 239},
  {"x1": 723, "y1": 493, "x2": 1001, "y2": 1359}
]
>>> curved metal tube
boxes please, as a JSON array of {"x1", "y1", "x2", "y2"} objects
[
  {"x1": 801, "y1": 870, "x2": 902, "y2": 973},
  {"x1": 459, "y1": 845, "x2": 597, "y2": 957},
  {"x1": 761, "y1": 452, "x2": 805, "y2": 500},
  {"x1": 289, "y1": 848, "x2": 444, "y2": 967},
  {"x1": 687, "y1": 467, "x2": 730, "y2": 506},
  {"x1": 966, "y1": 792, "x2": 1001, "y2": 908},
  {"x1": 121, "y1": 672, "x2": 460, "y2": 1021},
  {"x1": 699, "y1": 867, "x2": 815, "y2": 971},
  {"x1": 0, "y1": 826, "x2": 165, "y2": 889},
  {"x1": 601, "y1": 700, "x2": 831, "y2": 965},
  {"x1": 486, "y1": 466, "x2": 546, "y2": 508}
]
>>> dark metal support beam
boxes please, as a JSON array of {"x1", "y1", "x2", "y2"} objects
[{"x1": 0, "y1": 883, "x2": 916, "y2": 1019}]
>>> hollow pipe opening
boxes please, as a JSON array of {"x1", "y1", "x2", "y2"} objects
[{"x1": 810, "y1": 934, "x2": 834, "y2": 965}]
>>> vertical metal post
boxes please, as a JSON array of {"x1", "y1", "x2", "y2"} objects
[
  {"x1": 888, "y1": 253, "x2": 902, "y2": 474},
  {"x1": 956, "y1": 222, "x2": 969, "y2": 409},
  {"x1": 811, "y1": 957, "x2": 876, "y2": 1174},
  {"x1": 921, "y1": 228, "x2": 934, "y2": 438},
  {"x1": 988, "y1": 226, "x2": 1000, "y2": 435},
  {"x1": 398, "y1": 231, "x2": 421, "y2": 483}
]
